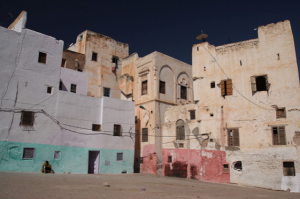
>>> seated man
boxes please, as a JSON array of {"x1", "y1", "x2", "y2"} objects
[{"x1": 41, "y1": 161, "x2": 53, "y2": 173}]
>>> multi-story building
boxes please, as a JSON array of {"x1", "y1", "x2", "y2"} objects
[{"x1": 161, "y1": 20, "x2": 300, "y2": 192}]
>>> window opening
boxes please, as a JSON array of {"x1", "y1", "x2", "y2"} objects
[
  {"x1": 54, "y1": 151, "x2": 60, "y2": 159},
  {"x1": 38, "y1": 52, "x2": 47, "y2": 64},
  {"x1": 22, "y1": 148, "x2": 35, "y2": 159},
  {"x1": 283, "y1": 162, "x2": 295, "y2": 176},
  {"x1": 210, "y1": 113, "x2": 214, "y2": 117},
  {"x1": 181, "y1": 85, "x2": 187, "y2": 100},
  {"x1": 112, "y1": 56, "x2": 119, "y2": 69},
  {"x1": 117, "y1": 153, "x2": 123, "y2": 161},
  {"x1": 47, "y1": 87, "x2": 52, "y2": 94},
  {"x1": 197, "y1": 47, "x2": 199, "y2": 51},
  {"x1": 78, "y1": 35, "x2": 83, "y2": 42},
  {"x1": 234, "y1": 161, "x2": 242, "y2": 170},
  {"x1": 190, "y1": 110, "x2": 196, "y2": 120},
  {"x1": 168, "y1": 156, "x2": 172, "y2": 163},
  {"x1": 276, "y1": 108, "x2": 286, "y2": 119},
  {"x1": 70, "y1": 84, "x2": 77, "y2": 93},
  {"x1": 140, "y1": 157, "x2": 144, "y2": 164},
  {"x1": 159, "y1": 81, "x2": 165, "y2": 94},
  {"x1": 179, "y1": 143, "x2": 184, "y2": 148},
  {"x1": 211, "y1": 82, "x2": 215, "y2": 88},
  {"x1": 103, "y1": 87, "x2": 110, "y2": 97},
  {"x1": 20, "y1": 111, "x2": 34, "y2": 126},
  {"x1": 176, "y1": 120, "x2": 185, "y2": 140},
  {"x1": 92, "y1": 52, "x2": 97, "y2": 61},
  {"x1": 142, "y1": 128, "x2": 148, "y2": 142},
  {"x1": 223, "y1": 164, "x2": 229, "y2": 173},
  {"x1": 221, "y1": 79, "x2": 232, "y2": 96},
  {"x1": 135, "y1": 116, "x2": 137, "y2": 124},
  {"x1": 272, "y1": 126, "x2": 286, "y2": 145},
  {"x1": 114, "y1": 124, "x2": 121, "y2": 136},
  {"x1": 277, "y1": 53, "x2": 280, "y2": 60},
  {"x1": 251, "y1": 75, "x2": 269, "y2": 94},
  {"x1": 240, "y1": 60, "x2": 242, "y2": 66},
  {"x1": 204, "y1": 67, "x2": 206, "y2": 71},
  {"x1": 92, "y1": 124, "x2": 101, "y2": 131},
  {"x1": 61, "y1": 59, "x2": 66, "y2": 67},
  {"x1": 59, "y1": 80, "x2": 63, "y2": 90},
  {"x1": 210, "y1": 138, "x2": 214, "y2": 142},
  {"x1": 142, "y1": 80, "x2": 147, "y2": 95},
  {"x1": 228, "y1": 129, "x2": 239, "y2": 146}
]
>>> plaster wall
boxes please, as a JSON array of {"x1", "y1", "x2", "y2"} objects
[
  {"x1": 60, "y1": 67, "x2": 88, "y2": 95},
  {"x1": 8, "y1": 11, "x2": 27, "y2": 33},
  {"x1": 62, "y1": 49, "x2": 85, "y2": 71}
]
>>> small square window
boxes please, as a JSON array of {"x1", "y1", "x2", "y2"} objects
[
  {"x1": 159, "y1": 81, "x2": 165, "y2": 94},
  {"x1": 70, "y1": 84, "x2": 77, "y2": 93},
  {"x1": 168, "y1": 156, "x2": 172, "y2": 163},
  {"x1": 38, "y1": 52, "x2": 47, "y2": 64},
  {"x1": 22, "y1": 148, "x2": 35, "y2": 159},
  {"x1": 140, "y1": 157, "x2": 143, "y2": 164},
  {"x1": 103, "y1": 87, "x2": 110, "y2": 97},
  {"x1": 112, "y1": 56, "x2": 119, "y2": 68},
  {"x1": 179, "y1": 143, "x2": 184, "y2": 148},
  {"x1": 228, "y1": 129, "x2": 239, "y2": 146},
  {"x1": 211, "y1": 82, "x2": 215, "y2": 88},
  {"x1": 47, "y1": 86, "x2": 52, "y2": 94},
  {"x1": 276, "y1": 108, "x2": 286, "y2": 119},
  {"x1": 20, "y1": 111, "x2": 34, "y2": 126},
  {"x1": 114, "y1": 124, "x2": 121, "y2": 136},
  {"x1": 234, "y1": 161, "x2": 242, "y2": 170},
  {"x1": 92, "y1": 52, "x2": 97, "y2": 61},
  {"x1": 117, "y1": 153, "x2": 123, "y2": 161},
  {"x1": 272, "y1": 126, "x2": 286, "y2": 145},
  {"x1": 92, "y1": 124, "x2": 101, "y2": 131},
  {"x1": 54, "y1": 151, "x2": 60, "y2": 159},
  {"x1": 223, "y1": 164, "x2": 229, "y2": 173},
  {"x1": 251, "y1": 75, "x2": 269, "y2": 95},
  {"x1": 283, "y1": 162, "x2": 295, "y2": 176},
  {"x1": 190, "y1": 110, "x2": 196, "y2": 120}
]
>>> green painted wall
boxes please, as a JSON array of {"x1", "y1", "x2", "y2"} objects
[{"x1": 0, "y1": 141, "x2": 134, "y2": 174}]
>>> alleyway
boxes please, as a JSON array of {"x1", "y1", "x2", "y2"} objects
[{"x1": 0, "y1": 172, "x2": 299, "y2": 199}]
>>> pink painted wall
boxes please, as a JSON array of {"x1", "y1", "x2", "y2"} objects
[
  {"x1": 162, "y1": 149, "x2": 230, "y2": 183},
  {"x1": 141, "y1": 144, "x2": 157, "y2": 175}
]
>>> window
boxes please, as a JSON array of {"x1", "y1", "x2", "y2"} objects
[
  {"x1": 223, "y1": 164, "x2": 229, "y2": 173},
  {"x1": 211, "y1": 82, "x2": 215, "y2": 88},
  {"x1": 78, "y1": 35, "x2": 83, "y2": 42},
  {"x1": 190, "y1": 110, "x2": 196, "y2": 120},
  {"x1": 117, "y1": 153, "x2": 123, "y2": 161},
  {"x1": 142, "y1": 128, "x2": 148, "y2": 142},
  {"x1": 61, "y1": 59, "x2": 66, "y2": 67},
  {"x1": 20, "y1": 111, "x2": 34, "y2": 126},
  {"x1": 251, "y1": 75, "x2": 269, "y2": 94},
  {"x1": 168, "y1": 156, "x2": 172, "y2": 163},
  {"x1": 228, "y1": 129, "x2": 239, "y2": 146},
  {"x1": 92, "y1": 124, "x2": 101, "y2": 131},
  {"x1": 179, "y1": 143, "x2": 184, "y2": 148},
  {"x1": 234, "y1": 161, "x2": 242, "y2": 170},
  {"x1": 142, "y1": 80, "x2": 147, "y2": 95},
  {"x1": 159, "y1": 81, "x2": 165, "y2": 94},
  {"x1": 22, "y1": 148, "x2": 35, "y2": 159},
  {"x1": 114, "y1": 124, "x2": 121, "y2": 136},
  {"x1": 221, "y1": 79, "x2": 232, "y2": 96},
  {"x1": 240, "y1": 60, "x2": 242, "y2": 66},
  {"x1": 47, "y1": 86, "x2": 52, "y2": 94},
  {"x1": 135, "y1": 116, "x2": 137, "y2": 124},
  {"x1": 112, "y1": 56, "x2": 119, "y2": 68},
  {"x1": 103, "y1": 87, "x2": 110, "y2": 97},
  {"x1": 176, "y1": 120, "x2": 185, "y2": 140},
  {"x1": 276, "y1": 108, "x2": 286, "y2": 119},
  {"x1": 59, "y1": 80, "x2": 63, "y2": 90},
  {"x1": 277, "y1": 53, "x2": 280, "y2": 60},
  {"x1": 70, "y1": 84, "x2": 77, "y2": 93},
  {"x1": 140, "y1": 157, "x2": 143, "y2": 163},
  {"x1": 283, "y1": 162, "x2": 295, "y2": 176},
  {"x1": 54, "y1": 151, "x2": 60, "y2": 159},
  {"x1": 272, "y1": 126, "x2": 286, "y2": 145},
  {"x1": 92, "y1": 52, "x2": 97, "y2": 61},
  {"x1": 38, "y1": 52, "x2": 47, "y2": 64},
  {"x1": 181, "y1": 85, "x2": 187, "y2": 99}
]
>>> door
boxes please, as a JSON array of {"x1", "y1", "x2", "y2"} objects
[{"x1": 88, "y1": 151, "x2": 100, "y2": 174}]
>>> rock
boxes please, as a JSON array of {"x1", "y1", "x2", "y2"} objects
[{"x1": 103, "y1": 182, "x2": 110, "y2": 187}]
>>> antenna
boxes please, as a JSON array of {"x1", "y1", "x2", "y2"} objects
[{"x1": 196, "y1": 30, "x2": 208, "y2": 42}]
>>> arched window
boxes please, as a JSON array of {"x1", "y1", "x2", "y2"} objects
[{"x1": 176, "y1": 120, "x2": 185, "y2": 140}]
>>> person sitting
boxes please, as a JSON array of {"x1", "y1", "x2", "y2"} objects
[{"x1": 41, "y1": 161, "x2": 53, "y2": 173}]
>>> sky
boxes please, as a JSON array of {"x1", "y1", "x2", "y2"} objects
[{"x1": 1, "y1": 0, "x2": 300, "y2": 67}]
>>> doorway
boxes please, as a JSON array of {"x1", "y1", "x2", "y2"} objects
[{"x1": 88, "y1": 151, "x2": 100, "y2": 174}]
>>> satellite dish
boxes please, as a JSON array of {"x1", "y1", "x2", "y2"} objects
[{"x1": 196, "y1": 30, "x2": 208, "y2": 42}]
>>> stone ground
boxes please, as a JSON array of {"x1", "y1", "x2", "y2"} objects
[{"x1": 0, "y1": 172, "x2": 299, "y2": 199}]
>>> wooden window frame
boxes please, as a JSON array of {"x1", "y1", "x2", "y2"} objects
[
  {"x1": 223, "y1": 164, "x2": 229, "y2": 173},
  {"x1": 272, "y1": 126, "x2": 286, "y2": 145},
  {"x1": 276, "y1": 108, "x2": 286, "y2": 119},
  {"x1": 141, "y1": 80, "x2": 148, "y2": 95},
  {"x1": 92, "y1": 124, "x2": 101, "y2": 131},
  {"x1": 283, "y1": 161, "x2": 295, "y2": 176},
  {"x1": 20, "y1": 111, "x2": 35, "y2": 126},
  {"x1": 227, "y1": 128, "x2": 240, "y2": 146},
  {"x1": 251, "y1": 75, "x2": 270, "y2": 95},
  {"x1": 159, "y1": 81, "x2": 165, "y2": 94},
  {"x1": 190, "y1": 110, "x2": 196, "y2": 120},
  {"x1": 142, "y1": 128, "x2": 148, "y2": 142},
  {"x1": 92, "y1": 52, "x2": 98, "y2": 61},
  {"x1": 221, "y1": 79, "x2": 232, "y2": 96},
  {"x1": 114, "y1": 124, "x2": 121, "y2": 136},
  {"x1": 38, "y1": 52, "x2": 47, "y2": 64}
]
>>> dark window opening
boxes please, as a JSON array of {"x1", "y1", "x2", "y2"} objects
[
  {"x1": 117, "y1": 153, "x2": 123, "y2": 161},
  {"x1": 190, "y1": 110, "x2": 196, "y2": 120},
  {"x1": 283, "y1": 162, "x2": 295, "y2": 176},
  {"x1": 61, "y1": 59, "x2": 66, "y2": 67},
  {"x1": 140, "y1": 157, "x2": 143, "y2": 164},
  {"x1": 23, "y1": 148, "x2": 35, "y2": 159},
  {"x1": 168, "y1": 156, "x2": 172, "y2": 163},
  {"x1": 142, "y1": 81, "x2": 147, "y2": 95},
  {"x1": 142, "y1": 128, "x2": 148, "y2": 142},
  {"x1": 277, "y1": 53, "x2": 280, "y2": 60},
  {"x1": 92, "y1": 52, "x2": 97, "y2": 61},
  {"x1": 228, "y1": 129, "x2": 239, "y2": 146},
  {"x1": 210, "y1": 138, "x2": 214, "y2": 142},
  {"x1": 159, "y1": 81, "x2": 165, "y2": 94},
  {"x1": 211, "y1": 82, "x2": 215, "y2": 88},
  {"x1": 135, "y1": 116, "x2": 137, "y2": 124},
  {"x1": 54, "y1": 151, "x2": 60, "y2": 159},
  {"x1": 20, "y1": 111, "x2": 34, "y2": 126},
  {"x1": 103, "y1": 87, "x2": 110, "y2": 97},
  {"x1": 276, "y1": 108, "x2": 286, "y2": 119},
  {"x1": 223, "y1": 164, "x2": 229, "y2": 173},
  {"x1": 240, "y1": 60, "x2": 242, "y2": 66},
  {"x1": 38, "y1": 52, "x2": 47, "y2": 64},
  {"x1": 251, "y1": 75, "x2": 269, "y2": 94},
  {"x1": 112, "y1": 56, "x2": 119, "y2": 69},
  {"x1": 59, "y1": 81, "x2": 63, "y2": 90},
  {"x1": 70, "y1": 84, "x2": 77, "y2": 93},
  {"x1": 179, "y1": 143, "x2": 184, "y2": 148},
  {"x1": 78, "y1": 35, "x2": 83, "y2": 42},
  {"x1": 197, "y1": 47, "x2": 199, "y2": 51},
  {"x1": 181, "y1": 85, "x2": 187, "y2": 100},
  {"x1": 47, "y1": 87, "x2": 52, "y2": 94},
  {"x1": 114, "y1": 124, "x2": 121, "y2": 136},
  {"x1": 92, "y1": 124, "x2": 101, "y2": 131},
  {"x1": 210, "y1": 113, "x2": 214, "y2": 117},
  {"x1": 176, "y1": 120, "x2": 185, "y2": 140},
  {"x1": 273, "y1": 126, "x2": 286, "y2": 145},
  {"x1": 234, "y1": 161, "x2": 242, "y2": 170},
  {"x1": 221, "y1": 79, "x2": 232, "y2": 96}
]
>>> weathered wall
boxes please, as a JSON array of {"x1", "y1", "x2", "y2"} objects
[
  {"x1": 60, "y1": 67, "x2": 88, "y2": 95},
  {"x1": 62, "y1": 49, "x2": 85, "y2": 71}
]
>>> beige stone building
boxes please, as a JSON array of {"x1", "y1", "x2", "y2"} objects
[
  {"x1": 161, "y1": 20, "x2": 300, "y2": 192},
  {"x1": 120, "y1": 51, "x2": 193, "y2": 173},
  {"x1": 66, "y1": 30, "x2": 129, "y2": 98}
]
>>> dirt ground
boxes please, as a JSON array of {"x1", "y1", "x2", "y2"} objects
[{"x1": 0, "y1": 172, "x2": 299, "y2": 199}]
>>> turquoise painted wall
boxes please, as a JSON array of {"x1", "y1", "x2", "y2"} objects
[{"x1": 0, "y1": 141, "x2": 134, "y2": 174}]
